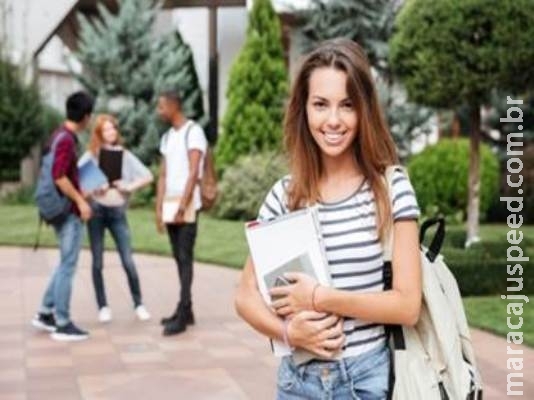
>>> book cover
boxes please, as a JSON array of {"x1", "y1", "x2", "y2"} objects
[
  {"x1": 78, "y1": 159, "x2": 109, "y2": 193},
  {"x1": 245, "y1": 207, "x2": 338, "y2": 364},
  {"x1": 99, "y1": 148, "x2": 123, "y2": 183}
]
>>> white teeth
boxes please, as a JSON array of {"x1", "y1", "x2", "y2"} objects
[{"x1": 323, "y1": 131, "x2": 344, "y2": 144}]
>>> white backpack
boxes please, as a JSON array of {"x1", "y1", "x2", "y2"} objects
[{"x1": 383, "y1": 166, "x2": 483, "y2": 400}]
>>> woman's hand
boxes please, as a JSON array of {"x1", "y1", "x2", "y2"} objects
[
  {"x1": 270, "y1": 272, "x2": 318, "y2": 315},
  {"x1": 286, "y1": 311, "x2": 345, "y2": 359},
  {"x1": 113, "y1": 180, "x2": 131, "y2": 194}
]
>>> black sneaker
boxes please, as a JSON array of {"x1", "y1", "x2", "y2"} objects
[
  {"x1": 31, "y1": 313, "x2": 56, "y2": 332},
  {"x1": 51, "y1": 322, "x2": 89, "y2": 342},
  {"x1": 160, "y1": 303, "x2": 194, "y2": 326}
]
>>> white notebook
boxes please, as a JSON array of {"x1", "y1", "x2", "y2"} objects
[{"x1": 245, "y1": 207, "x2": 335, "y2": 363}]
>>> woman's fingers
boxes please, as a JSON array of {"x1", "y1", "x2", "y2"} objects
[
  {"x1": 269, "y1": 285, "x2": 292, "y2": 298},
  {"x1": 319, "y1": 320, "x2": 344, "y2": 341},
  {"x1": 295, "y1": 310, "x2": 328, "y2": 321},
  {"x1": 321, "y1": 334, "x2": 345, "y2": 351},
  {"x1": 317, "y1": 314, "x2": 339, "y2": 330},
  {"x1": 275, "y1": 306, "x2": 293, "y2": 317},
  {"x1": 271, "y1": 298, "x2": 289, "y2": 310},
  {"x1": 310, "y1": 346, "x2": 335, "y2": 359}
]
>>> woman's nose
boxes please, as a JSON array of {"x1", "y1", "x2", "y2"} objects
[{"x1": 326, "y1": 108, "x2": 341, "y2": 128}]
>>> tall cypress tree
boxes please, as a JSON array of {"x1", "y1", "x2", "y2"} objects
[{"x1": 217, "y1": 0, "x2": 289, "y2": 172}]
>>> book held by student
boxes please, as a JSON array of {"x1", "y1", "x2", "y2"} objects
[{"x1": 245, "y1": 207, "x2": 335, "y2": 362}]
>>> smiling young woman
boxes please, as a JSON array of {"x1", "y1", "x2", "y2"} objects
[{"x1": 235, "y1": 38, "x2": 422, "y2": 399}]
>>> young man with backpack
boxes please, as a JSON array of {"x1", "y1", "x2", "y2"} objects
[
  {"x1": 32, "y1": 91, "x2": 94, "y2": 341},
  {"x1": 155, "y1": 90, "x2": 210, "y2": 336}
]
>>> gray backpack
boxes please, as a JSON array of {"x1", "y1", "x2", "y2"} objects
[{"x1": 34, "y1": 131, "x2": 72, "y2": 226}]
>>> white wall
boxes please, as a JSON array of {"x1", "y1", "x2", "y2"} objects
[
  {"x1": 0, "y1": 0, "x2": 75, "y2": 67},
  {"x1": 1, "y1": 1, "x2": 248, "y2": 117},
  {"x1": 170, "y1": 6, "x2": 247, "y2": 119}
]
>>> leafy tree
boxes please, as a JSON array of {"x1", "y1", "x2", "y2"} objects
[
  {"x1": 0, "y1": 56, "x2": 46, "y2": 180},
  {"x1": 299, "y1": 0, "x2": 399, "y2": 76},
  {"x1": 390, "y1": 0, "x2": 534, "y2": 245},
  {"x1": 75, "y1": 0, "x2": 207, "y2": 163}
]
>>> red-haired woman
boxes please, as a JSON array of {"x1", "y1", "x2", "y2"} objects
[
  {"x1": 235, "y1": 38, "x2": 422, "y2": 399},
  {"x1": 79, "y1": 114, "x2": 153, "y2": 323}
]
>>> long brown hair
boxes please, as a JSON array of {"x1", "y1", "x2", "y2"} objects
[
  {"x1": 284, "y1": 38, "x2": 398, "y2": 240},
  {"x1": 89, "y1": 114, "x2": 124, "y2": 155}
]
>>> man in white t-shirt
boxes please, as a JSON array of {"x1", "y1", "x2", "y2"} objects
[{"x1": 155, "y1": 90, "x2": 208, "y2": 336}]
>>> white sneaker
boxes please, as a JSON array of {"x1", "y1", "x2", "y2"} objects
[
  {"x1": 135, "y1": 305, "x2": 151, "y2": 321},
  {"x1": 98, "y1": 306, "x2": 112, "y2": 323}
]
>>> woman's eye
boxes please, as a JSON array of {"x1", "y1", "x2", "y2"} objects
[
  {"x1": 341, "y1": 102, "x2": 353, "y2": 109},
  {"x1": 313, "y1": 102, "x2": 326, "y2": 108}
]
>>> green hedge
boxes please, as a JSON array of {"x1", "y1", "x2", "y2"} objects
[
  {"x1": 445, "y1": 256, "x2": 533, "y2": 296},
  {"x1": 425, "y1": 225, "x2": 533, "y2": 295},
  {"x1": 408, "y1": 139, "x2": 499, "y2": 220}
]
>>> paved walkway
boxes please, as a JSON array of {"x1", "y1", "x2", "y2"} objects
[{"x1": 0, "y1": 246, "x2": 531, "y2": 399}]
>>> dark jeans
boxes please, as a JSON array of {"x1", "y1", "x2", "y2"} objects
[
  {"x1": 166, "y1": 222, "x2": 197, "y2": 307},
  {"x1": 87, "y1": 202, "x2": 142, "y2": 309}
]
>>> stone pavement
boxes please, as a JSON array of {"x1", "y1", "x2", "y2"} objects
[{"x1": 0, "y1": 246, "x2": 531, "y2": 399}]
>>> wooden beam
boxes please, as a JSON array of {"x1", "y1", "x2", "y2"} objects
[
  {"x1": 162, "y1": 0, "x2": 245, "y2": 7},
  {"x1": 208, "y1": 5, "x2": 219, "y2": 143}
]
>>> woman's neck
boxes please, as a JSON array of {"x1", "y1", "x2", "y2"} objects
[
  {"x1": 320, "y1": 151, "x2": 361, "y2": 182},
  {"x1": 102, "y1": 142, "x2": 121, "y2": 149}
]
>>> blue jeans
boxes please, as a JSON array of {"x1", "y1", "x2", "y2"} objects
[
  {"x1": 87, "y1": 202, "x2": 142, "y2": 309},
  {"x1": 277, "y1": 344, "x2": 390, "y2": 400},
  {"x1": 40, "y1": 213, "x2": 84, "y2": 327}
]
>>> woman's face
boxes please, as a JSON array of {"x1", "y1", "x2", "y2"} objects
[
  {"x1": 306, "y1": 67, "x2": 358, "y2": 159},
  {"x1": 101, "y1": 120, "x2": 118, "y2": 145}
]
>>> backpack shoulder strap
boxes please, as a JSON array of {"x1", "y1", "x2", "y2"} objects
[
  {"x1": 382, "y1": 164, "x2": 405, "y2": 262},
  {"x1": 184, "y1": 121, "x2": 196, "y2": 151},
  {"x1": 49, "y1": 130, "x2": 69, "y2": 154}
]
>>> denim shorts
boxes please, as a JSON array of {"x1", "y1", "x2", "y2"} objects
[{"x1": 276, "y1": 344, "x2": 390, "y2": 400}]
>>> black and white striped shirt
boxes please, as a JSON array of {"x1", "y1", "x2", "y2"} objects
[{"x1": 257, "y1": 169, "x2": 420, "y2": 358}]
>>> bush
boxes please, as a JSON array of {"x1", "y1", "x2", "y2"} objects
[
  {"x1": 0, "y1": 185, "x2": 35, "y2": 205},
  {"x1": 212, "y1": 152, "x2": 288, "y2": 220},
  {"x1": 408, "y1": 139, "x2": 499, "y2": 220}
]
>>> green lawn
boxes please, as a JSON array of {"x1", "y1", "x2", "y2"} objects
[
  {"x1": 464, "y1": 296, "x2": 533, "y2": 347},
  {"x1": 0, "y1": 205, "x2": 248, "y2": 269},
  {"x1": 1, "y1": 205, "x2": 532, "y2": 346}
]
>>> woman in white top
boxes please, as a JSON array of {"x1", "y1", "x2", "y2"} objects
[
  {"x1": 79, "y1": 114, "x2": 153, "y2": 323},
  {"x1": 235, "y1": 39, "x2": 422, "y2": 399}
]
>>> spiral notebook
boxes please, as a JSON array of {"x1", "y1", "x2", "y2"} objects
[{"x1": 245, "y1": 207, "x2": 337, "y2": 364}]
